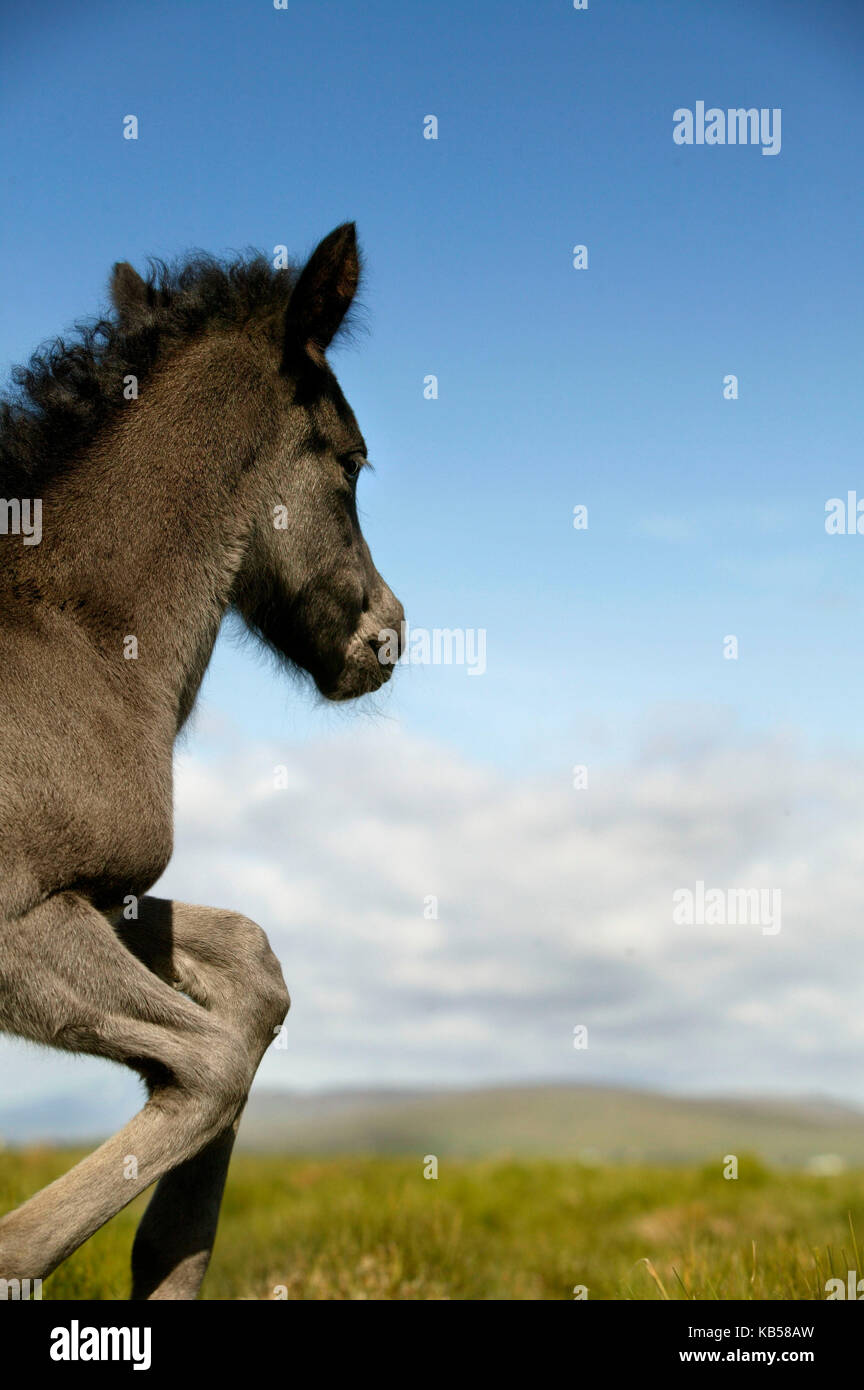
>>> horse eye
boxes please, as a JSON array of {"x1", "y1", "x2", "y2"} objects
[{"x1": 342, "y1": 453, "x2": 365, "y2": 480}]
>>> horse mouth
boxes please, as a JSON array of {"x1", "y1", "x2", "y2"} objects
[{"x1": 317, "y1": 635, "x2": 396, "y2": 702}]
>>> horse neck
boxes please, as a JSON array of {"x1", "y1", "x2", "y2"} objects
[{"x1": 27, "y1": 332, "x2": 281, "y2": 729}]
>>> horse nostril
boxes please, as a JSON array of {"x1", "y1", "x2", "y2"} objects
[{"x1": 367, "y1": 632, "x2": 394, "y2": 672}]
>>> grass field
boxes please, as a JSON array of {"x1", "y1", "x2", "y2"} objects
[{"x1": 2, "y1": 1149, "x2": 863, "y2": 1300}]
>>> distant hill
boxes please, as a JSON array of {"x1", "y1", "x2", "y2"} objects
[
  {"x1": 236, "y1": 1083, "x2": 864, "y2": 1170},
  {"x1": 3, "y1": 1082, "x2": 864, "y2": 1170}
]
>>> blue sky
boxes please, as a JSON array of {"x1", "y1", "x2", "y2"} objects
[
  {"x1": 2, "y1": 0, "x2": 863, "y2": 772},
  {"x1": 3, "y1": 1, "x2": 864, "y2": 1121}
]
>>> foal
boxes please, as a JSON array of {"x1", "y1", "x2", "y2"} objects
[{"x1": 0, "y1": 223, "x2": 403, "y2": 1298}]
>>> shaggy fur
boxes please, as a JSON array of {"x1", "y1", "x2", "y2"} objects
[{"x1": 0, "y1": 253, "x2": 307, "y2": 494}]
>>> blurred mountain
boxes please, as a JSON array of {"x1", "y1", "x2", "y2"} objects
[
  {"x1": 236, "y1": 1083, "x2": 864, "y2": 1169},
  {"x1": 3, "y1": 1082, "x2": 864, "y2": 1169}
]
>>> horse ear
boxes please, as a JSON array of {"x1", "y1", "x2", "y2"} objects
[
  {"x1": 284, "y1": 223, "x2": 360, "y2": 364},
  {"x1": 110, "y1": 262, "x2": 149, "y2": 324}
]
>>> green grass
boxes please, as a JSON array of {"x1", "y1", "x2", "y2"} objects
[{"x1": 3, "y1": 1148, "x2": 864, "y2": 1300}]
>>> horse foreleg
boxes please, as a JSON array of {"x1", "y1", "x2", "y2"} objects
[
  {"x1": 115, "y1": 896, "x2": 289, "y2": 1300},
  {"x1": 0, "y1": 891, "x2": 255, "y2": 1282}
]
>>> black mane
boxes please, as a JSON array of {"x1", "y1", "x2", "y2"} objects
[{"x1": 0, "y1": 252, "x2": 300, "y2": 495}]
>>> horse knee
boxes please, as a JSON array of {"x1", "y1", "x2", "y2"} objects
[{"x1": 222, "y1": 913, "x2": 290, "y2": 1042}]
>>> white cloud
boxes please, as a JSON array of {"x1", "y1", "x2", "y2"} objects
[{"x1": 4, "y1": 718, "x2": 864, "y2": 1117}]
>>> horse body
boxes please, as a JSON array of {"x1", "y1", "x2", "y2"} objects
[{"x1": 0, "y1": 224, "x2": 403, "y2": 1297}]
